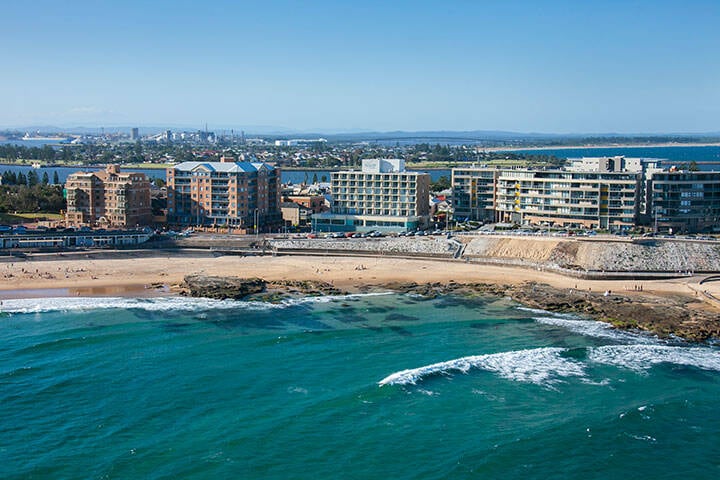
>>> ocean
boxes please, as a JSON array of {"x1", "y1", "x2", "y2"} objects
[
  {"x1": 510, "y1": 145, "x2": 720, "y2": 169},
  {"x1": 1, "y1": 292, "x2": 719, "y2": 479}
]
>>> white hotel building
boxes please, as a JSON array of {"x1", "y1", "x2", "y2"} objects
[{"x1": 312, "y1": 159, "x2": 430, "y2": 233}]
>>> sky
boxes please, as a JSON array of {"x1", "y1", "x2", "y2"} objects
[{"x1": 2, "y1": 0, "x2": 719, "y2": 134}]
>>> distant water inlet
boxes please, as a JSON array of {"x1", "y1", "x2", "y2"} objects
[{"x1": 1, "y1": 293, "x2": 719, "y2": 479}]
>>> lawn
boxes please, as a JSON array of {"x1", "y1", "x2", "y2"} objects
[{"x1": 0, "y1": 212, "x2": 64, "y2": 224}]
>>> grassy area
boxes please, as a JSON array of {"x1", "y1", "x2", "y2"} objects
[
  {"x1": 0, "y1": 159, "x2": 171, "y2": 169},
  {"x1": 0, "y1": 158, "x2": 84, "y2": 166},
  {"x1": 0, "y1": 212, "x2": 64, "y2": 224}
]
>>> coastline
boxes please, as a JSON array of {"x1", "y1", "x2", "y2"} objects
[
  {"x1": 484, "y1": 142, "x2": 720, "y2": 153},
  {"x1": 2, "y1": 250, "x2": 719, "y2": 341}
]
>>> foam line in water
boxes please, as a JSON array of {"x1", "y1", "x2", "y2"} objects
[
  {"x1": 516, "y1": 306, "x2": 579, "y2": 319},
  {"x1": 534, "y1": 317, "x2": 657, "y2": 344},
  {"x1": 379, "y1": 347, "x2": 586, "y2": 387},
  {"x1": 587, "y1": 345, "x2": 720, "y2": 372},
  {"x1": 0, "y1": 292, "x2": 393, "y2": 314}
]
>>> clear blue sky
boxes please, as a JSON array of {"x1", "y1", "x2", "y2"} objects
[{"x1": 2, "y1": 0, "x2": 719, "y2": 133}]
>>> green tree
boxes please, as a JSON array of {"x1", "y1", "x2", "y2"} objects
[
  {"x1": 17, "y1": 172, "x2": 27, "y2": 186},
  {"x1": 431, "y1": 175, "x2": 451, "y2": 191},
  {"x1": 53, "y1": 171, "x2": 60, "y2": 185},
  {"x1": 42, "y1": 172, "x2": 49, "y2": 185},
  {"x1": 312, "y1": 173, "x2": 319, "y2": 184},
  {"x1": 27, "y1": 170, "x2": 39, "y2": 187},
  {"x1": 689, "y1": 160, "x2": 700, "y2": 171}
]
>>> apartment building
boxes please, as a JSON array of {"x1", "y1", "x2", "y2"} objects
[
  {"x1": 166, "y1": 157, "x2": 281, "y2": 230},
  {"x1": 65, "y1": 165, "x2": 152, "y2": 227},
  {"x1": 451, "y1": 163, "x2": 641, "y2": 229},
  {"x1": 452, "y1": 167, "x2": 498, "y2": 222},
  {"x1": 648, "y1": 171, "x2": 720, "y2": 233},
  {"x1": 495, "y1": 170, "x2": 640, "y2": 229},
  {"x1": 312, "y1": 159, "x2": 430, "y2": 232}
]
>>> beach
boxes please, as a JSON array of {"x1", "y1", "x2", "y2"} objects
[{"x1": 1, "y1": 250, "x2": 719, "y2": 302}]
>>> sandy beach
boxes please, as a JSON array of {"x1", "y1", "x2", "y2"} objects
[{"x1": 1, "y1": 251, "x2": 719, "y2": 305}]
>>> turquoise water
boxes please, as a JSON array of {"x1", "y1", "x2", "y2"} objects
[{"x1": 1, "y1": 293, "x2": 719, "y2": 479}]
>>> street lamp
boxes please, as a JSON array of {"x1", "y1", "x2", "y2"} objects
[{"x1": 254, "y1": 208, "x2": 259, "y2": 240}]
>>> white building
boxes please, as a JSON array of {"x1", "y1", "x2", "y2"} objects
[{"x1": 312, "y1": 159, "x2": 431, "y2": 233}]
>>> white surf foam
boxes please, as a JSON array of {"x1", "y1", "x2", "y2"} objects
[
  {"x1": 534, "y1": 317, "x2": 657, "y2": 344},
  {"x1": 0, "y1": 296, "x2": 267, "y2": 314},
  {"x1": 588, "y1": 345, "x2": 720, "y2": 372},
  {"x1": 0, "y1": 292, "x2": 393, "y2": 314},
  {"x1": 516, "y1": 306, "x2": 578, "y2": 319},
  {"x1": 378, "y1": 347, "x2": 586, "y2": 387}
]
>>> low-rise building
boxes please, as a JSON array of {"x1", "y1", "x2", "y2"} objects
[
  {"x1": 283, "y1": 194, "x2": 327, "y2": 213},
  {"x1": 65, "y1": 165, "x2": 152, "y2": 228},
  {"x1": 280, "y1": 202, "x2": 313, "y2": 228},
  {"x1": 312, "y1": 159, "x2": 430, "y2": 233}
]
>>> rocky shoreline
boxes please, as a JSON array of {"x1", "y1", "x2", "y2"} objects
[{"x1": 181, "y1": 275, "x2": 720, "y2": 342}]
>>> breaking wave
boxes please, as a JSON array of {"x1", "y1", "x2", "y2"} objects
[
  {"x1": 0, "y1": 292, "x2": 393, "y2": 314},
  {"x1": 533, "y1": 316, "x2": 657, "y2": 344},
  {"x1": 379, "y1": 344, "x2": 720, "y2": 388},
  {"x1": 587, "y1": 345, "x2": 720, "y2": 372},
  {"x1": 378, "y1": 347, "x2": 586, "y2": 387}
]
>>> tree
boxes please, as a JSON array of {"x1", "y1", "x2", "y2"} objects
[
  {"x1": 689, "y1": 161, "x2": 700, "y2": 172},
  {"x1": 312, "y1": 173, "x2": 319, "y2": 184},
  {"x1": 431, "y1": 175, "x2": 451, "y2": 192},
  {"x1": 27, "y1": 170, "x2": 39, "y2": 187},
  {"x1": 42, "y1": 172, "x2": 49, "y2": 185},
  {"x1": 17, "y1": 172, "x2": 27, "y2": 186},
  {"x1": 53, "y1": 171, "x2": 60, "y2": 185}
]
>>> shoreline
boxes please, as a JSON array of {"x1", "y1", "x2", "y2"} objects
[
  {"x1": 2, "y1": 250, "x2": 719, "y2": 341},
  {"x1": 485, "y1": 142, "x2": 720, "y2": 153}
]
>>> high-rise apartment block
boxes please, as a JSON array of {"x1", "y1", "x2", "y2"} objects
[
  {"x1": 453, "y1": 158, "x2": 646, "y2": 229},
  {"x1": 166, "y1": 157, "x2": 281, "y2": 229},
  {"x1": 452, "y1": 157, "x2": 720, "y2": 232},
  {"x1": 65, "y1": 165, "x2": 152, "y2": 227},
  {"x1": 648, "y1": 171, "x2": 720, "y2": 233},
  {"x1": 494, "y1": 169, "x2": 640, "y2": 229},
  {"x1": 312, "y1": 159, "x2": 430, "y2": 232}
]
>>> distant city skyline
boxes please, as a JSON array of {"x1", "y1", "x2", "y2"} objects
[{"x1": 2, "y1": 0, "x2": 719, "y2": 134}]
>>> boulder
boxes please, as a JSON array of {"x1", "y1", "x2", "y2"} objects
[{"x1": 183, "y1": 275, "x2": 266, "y2": 300}]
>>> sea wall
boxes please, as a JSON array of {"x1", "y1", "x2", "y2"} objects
[
  {"x1": 271, "y1": 237, "x2": 458, "y2": 257},
  {"x1": 463, "y1": 237, "x2": 720, "y2": 272},
  {"x1": 270, "y1": 236, "x2": 720, "y2": 274}
]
